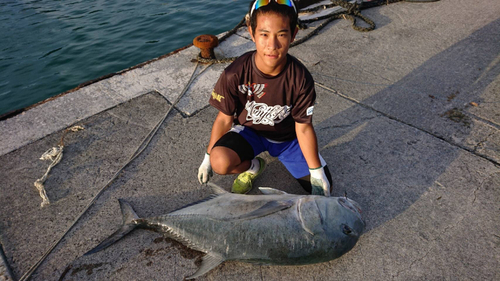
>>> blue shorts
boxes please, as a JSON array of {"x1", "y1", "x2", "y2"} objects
[{"x1": 215, "y1": 125, "x2": 326, "y2": 179}]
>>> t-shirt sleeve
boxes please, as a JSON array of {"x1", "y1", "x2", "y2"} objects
[
  {"x1": 209, "y1": 69, "x2": 238, "y2": 116},
  {"x1": 292, "y1": 70, "x2": 316, "y2": 123}
]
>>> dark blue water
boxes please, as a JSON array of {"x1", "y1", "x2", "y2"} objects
[{"x1": 0, "y1": 0, "x2": 250, "y2": 116}]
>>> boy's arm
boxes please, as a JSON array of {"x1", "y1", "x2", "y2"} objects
[
  {"x1": 295, "y1": 122, "x2": 321, "y2": 168},
  {"x1": 207, "y1": 111, "x2": 234, "y2": 154},
  {"x1": 295, "y1": 122, "x2": 331, "y2": 196}
]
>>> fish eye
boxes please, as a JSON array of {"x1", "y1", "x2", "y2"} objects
[{"x1": 342, "y1": 224, "x2": 352, "y2": 235}]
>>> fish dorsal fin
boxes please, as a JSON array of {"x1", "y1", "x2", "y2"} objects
[
  {"x1": 169, "y1": 183, "x2": 227, "y2": 214},
  {"x1": 169, "y1": 194, "x2": 219, "y2": 213},
  {"x1": 185, "y1": 252, "x2": 224, "y2": 280},
  {"x1": 258, "y1": 187, "x2": 288, "y2": 195},
  {"x1": 232, "y1": 200, "x2": 294, "y2": 220},
  {"x1": 298, "y1": 197, "x2": 325, "y2": 236},
  {"x1": 207, "y1": 182, "x2": 228, "y2": 195}
]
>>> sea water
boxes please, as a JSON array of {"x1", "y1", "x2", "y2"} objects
[{"x1": 0, "y1": 0, "x2": 250, "y2": 116}]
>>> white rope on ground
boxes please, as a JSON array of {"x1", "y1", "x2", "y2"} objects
[
  {"x1": 19, "y1": 61, "x2": 210, "y2": 281},
  {"x1": 34, "y1": 125, "x2": 85, "y2": 207}
]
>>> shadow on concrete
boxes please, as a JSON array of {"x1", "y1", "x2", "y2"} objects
[{"x1": 312, "y1": 17, "x2": 500, "y2": 232}]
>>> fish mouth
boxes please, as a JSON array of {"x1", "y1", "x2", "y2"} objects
[
  {"x1": 338, "y1": 197, "x2": 362, "y2": 214},
  {"x1": 348, "y1": 199, "x2": 366, "y2": 228},
  {"x1": 346, "y1": 198, "x2": 363, "y2": 215},
  {"x1": 338, "y1": 197, "x2": 365, "y2": 226}
]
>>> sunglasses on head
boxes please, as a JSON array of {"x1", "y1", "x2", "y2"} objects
[{"x1": 250, "y1": 0, "x2": 297, "y2": 16}]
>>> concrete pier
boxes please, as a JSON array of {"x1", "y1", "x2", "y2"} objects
[{"x1": 1, "y1": 0, "x2": 499, "y2": 280}]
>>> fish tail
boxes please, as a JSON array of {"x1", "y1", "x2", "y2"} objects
[{"x1": 84, "y1": 199, "x2": 140, "y2": 255}]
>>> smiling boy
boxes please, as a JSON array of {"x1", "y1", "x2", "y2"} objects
[{"x1": 198, "y1": 0, "x2": 332, "y2": 196}]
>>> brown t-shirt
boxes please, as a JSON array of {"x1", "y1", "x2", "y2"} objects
[{"x1": 209, "y1": 51, "x2": 316, "y2": 142}]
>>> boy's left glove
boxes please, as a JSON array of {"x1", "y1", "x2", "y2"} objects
[
  {"x1": 198, "y1": 153, "x2": 213, "y2": 184},
  {"x1": 309, "y1": 166, "x2": 331, "y2": 197}
]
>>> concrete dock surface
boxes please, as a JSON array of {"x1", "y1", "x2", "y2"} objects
[{"x1": 1, "y1": 0, "x2": 499, "y2": 280}]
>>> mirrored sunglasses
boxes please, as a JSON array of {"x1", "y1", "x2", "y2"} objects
[{"x1": 250, "y1": 0, "x2": 297, "y2": 16}]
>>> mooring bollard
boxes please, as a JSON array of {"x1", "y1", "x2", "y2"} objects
[{"x1": 193, "y1": 34, "x2": 219, "y2": 60}]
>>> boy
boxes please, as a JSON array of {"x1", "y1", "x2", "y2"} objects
[{"x1": 197, "y1": 0, "x2": 332, "y2": 196}]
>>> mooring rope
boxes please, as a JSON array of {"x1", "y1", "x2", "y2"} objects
[
  {"x1": 19, "y1": 61, "x2": 212, "y2": 281},
  {"x1": 300, "y1": 0, "x2": 375, "y2": 32}
]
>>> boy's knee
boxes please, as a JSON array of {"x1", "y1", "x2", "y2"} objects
[{"x1": 210, "y1": 148, "x2": 234, "y2": 175}]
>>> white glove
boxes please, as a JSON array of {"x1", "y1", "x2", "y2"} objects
[
  {"x1": 198, "y1": 153, "x2": 213, "y2": 184},
  {"x1": 309, "y1": 166, "x2": 331, "y2": 197}
]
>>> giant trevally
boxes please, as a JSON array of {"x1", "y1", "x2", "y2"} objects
[{"x1": 85, "y1": 183, "x2": 365, "y2": 279}]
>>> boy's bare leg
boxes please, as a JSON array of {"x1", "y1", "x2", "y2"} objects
[{"x1": 210, "y1": 146, "x2": 251, "y2": 175}]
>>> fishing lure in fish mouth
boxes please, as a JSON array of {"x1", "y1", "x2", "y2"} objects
[{"x1": 86, "y1": 183, "x2": 364, "y2": 279}]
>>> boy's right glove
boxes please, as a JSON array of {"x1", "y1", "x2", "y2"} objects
[
  {"x1": 198, "y1": 153, "x2": 213, "y2": 184},
  {"x1": 309, "y1": 166, "x2": 331, "y2": 197}
]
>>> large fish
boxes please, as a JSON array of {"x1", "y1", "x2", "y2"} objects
[{"x1": 85, "y1": 183, "x2": 365, "y2": 279}]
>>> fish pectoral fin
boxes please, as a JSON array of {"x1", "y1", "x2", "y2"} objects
[
  {"x1": 185, "y1": 252, "x2": 224, "y2": 280},
  {"x1": 258, "y1": 187, "x2": 288, "y2": 195},
  {"x1": 233, "y1": 200, "x2": 294, "y2": 220}
]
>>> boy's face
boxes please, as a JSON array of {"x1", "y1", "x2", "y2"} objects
[{"x1": 248, "y1": 12, "x2": 298, "y2": 76}]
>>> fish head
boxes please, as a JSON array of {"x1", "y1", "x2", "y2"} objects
[{"x1": 313, "y1": 196, "x2": 365, "y2": 245}]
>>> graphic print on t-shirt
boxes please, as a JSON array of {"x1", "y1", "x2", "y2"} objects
[
  {"x1": 238, "y1": 83, "x2": 267, "y2": 99},
  {"x1": 239, "y1": 83, "x2": 292, "y2": 126},
  {"x1": 244, "y1": 101, "x2": 291, "y2": 126}
]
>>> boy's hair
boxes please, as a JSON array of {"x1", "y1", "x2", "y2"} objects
[{"x1": 247, "y1": 1, "x2": 298, "y2": 35}]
